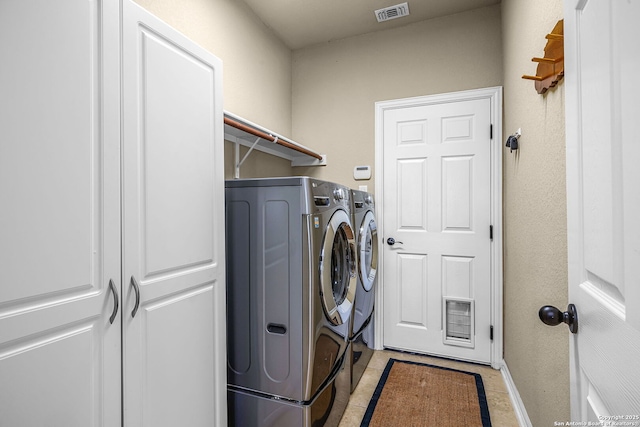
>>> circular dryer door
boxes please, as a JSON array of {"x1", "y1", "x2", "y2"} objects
[
  {"x1": 358, "y1": 211, "x2": 378, "y2": 292},
  {"x1": 320, "y1": 209, "x2": 357, "y2": 325}
]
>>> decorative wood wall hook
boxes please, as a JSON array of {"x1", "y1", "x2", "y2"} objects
[{"x1": 522, "y1": 19, "x2": 564, "y2": 94}]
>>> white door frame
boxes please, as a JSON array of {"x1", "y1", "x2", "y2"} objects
[{"x1": 374, "y1": 86, "x2": 503, "y2": 369}]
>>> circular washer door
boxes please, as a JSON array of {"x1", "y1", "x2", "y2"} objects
[
  {"x1": 319, "y1": 209, "x2": 357, "y2": 326},
  {"x1": 358, "y1": 211, "x2": 378, "y2": 292}
]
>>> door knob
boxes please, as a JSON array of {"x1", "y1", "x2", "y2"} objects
[
  {"x1": 387, "y1": 237, "x2": 403, "y2": 246},
  {"x1": 538, "y1": 304, "x2": 578, "y2": 334}
]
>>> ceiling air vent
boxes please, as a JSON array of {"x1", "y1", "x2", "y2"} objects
[{"x1": 375, "y1": 2, "x2": 410, "y2": 23}]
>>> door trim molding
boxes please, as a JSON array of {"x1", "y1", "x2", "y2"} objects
[{"x1": 374, "y1": 86, "x2": 503, "y2": 369}]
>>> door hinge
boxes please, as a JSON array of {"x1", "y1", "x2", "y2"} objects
[
  {"x1": 490, "y1": 325, "x2": 494, "y2": 341},
  {"x1": 490, "y1": 124, "x2": 493, "y2": 139},
  {"x1": 490, "y1": 225, "x2": 493, "y2": 241}
]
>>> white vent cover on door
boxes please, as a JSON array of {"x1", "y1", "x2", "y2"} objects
[
  {"x1": 374, "y1": 2, "x2": 410, "y2": 23},
  {"x1": 442, "y1": 297, "x2": 475, "y2": 348}
]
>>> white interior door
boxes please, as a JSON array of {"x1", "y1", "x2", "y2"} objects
[
  {"x1": 379, "y1": 92, "x2": 497, "y2": 364},
  {"x1": 565, "y1": 0, "x2": 640, "y2": 420},
  {"x1": 122, "y1": 2, "x2": 226, "y2": 426},
  {"x1": 0, "y1": 0, "x2": 121, "y2": 425}
]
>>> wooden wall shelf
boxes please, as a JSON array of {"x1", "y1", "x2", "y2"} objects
[{"x1": 522, "y1": 20, "x2": 564, "y2": 94}]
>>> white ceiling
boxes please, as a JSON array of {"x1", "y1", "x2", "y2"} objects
[{"x1": 241, "y1": 0, "x2": 501, "y2": 50}]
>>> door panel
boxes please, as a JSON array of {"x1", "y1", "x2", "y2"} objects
[
  {"x1": 442, "y1": 256, "x2": 473, "y2": 297},
  {"x1": 382, "y1": 97, "x2": 492, "y2": 363},
  {"x1": 0, "y1": 0, "x2": 121, "y2": 426},
  {"x1": 565, "y1": 0, "x2": 640, "y2": 418},
  {"x1": 442, "y1": 156, "x2": 474, "y2": 231},
  {"x1": 122, "y1": 2, "x2": 226, "y2": 426},
  {"x1": 578, "y1": 0, "x2": 618, "y2": 286},
  {"x1": 442, "y1": 114, "x2": 475, "y2": 143},
  {"x1": 0, "y1": 0, "x2": 120, "y2": 427},
  {"x1": 145, "y1": 285, "x2": 216, "y2": 427},
  {"x1": 397, "y1": 159, "x2": 428, "y2": 229},
  {"x1": 0, "y1": 0, "x2": 102, "y2": 300},
  {"x1": 398, "y1": 254, "x2": 428, "y2": 325},
  {"x1": 140, "y1": 28, "x2": 216, "y2": 277},
  {"x1": 1, "y1": 325, "x2": 100, "y2": 425}
]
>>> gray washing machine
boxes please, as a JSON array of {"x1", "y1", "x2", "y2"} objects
[
  {"x1": 225, "y1": 177, "x2": 357, "y2": 427},
  {"x1": 348, "y1": 189, "x2": 378, "y2": 393}
]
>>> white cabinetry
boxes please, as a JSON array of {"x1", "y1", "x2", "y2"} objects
[{"x1": 0, "y1": 1, "x2": 226, "y2": 426}]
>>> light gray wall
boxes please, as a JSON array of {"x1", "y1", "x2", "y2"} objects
[
  {"x1": 501, "y1": 0, "x2": 569, "y2": 425},
  {"x1": 291, "y1": 5, "x2": 503, "y2": 189}
]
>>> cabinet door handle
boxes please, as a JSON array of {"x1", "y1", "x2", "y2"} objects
[
  {"x1": 108, "y1": 279, "x2": 119, "y2": 325},
  {"x1": 131, "y1": 275, "x2": 141, "y2": 318}
]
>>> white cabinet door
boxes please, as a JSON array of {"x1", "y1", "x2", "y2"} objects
[
  {"x1": 0, "y1": 1, "x2": 121, "y2": 426},
  {"x1": 121, "y1": 2, "x2": 226, "y2": 426},
  {"x1": 565, "y1": 0, "x2": 640, "y2": 420}
]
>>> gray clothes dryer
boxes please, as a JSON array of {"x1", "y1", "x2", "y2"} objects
[
  {"x1": 225, "y1": 177, "x2": 357, "y2": 427},
  {"x1": 348, "y1": 189, "x2": 378, "y2": 393}
]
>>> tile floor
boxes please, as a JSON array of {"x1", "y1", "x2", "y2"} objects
[{"x1": 338, "y1": 349, "x2": 520, "y2": 427}]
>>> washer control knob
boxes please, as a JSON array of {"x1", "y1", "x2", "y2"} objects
[
  {"x1": 333, "y1": 188, "x2": 344, "y2": 200},
  {"x1": 364, "y1": 195, "x2": 373, "y2": 205}
]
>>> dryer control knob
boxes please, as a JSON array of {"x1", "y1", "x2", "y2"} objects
[
  {"x1": 364, "y1": 195, "x2": 373, "y2": 205},
  {"x1": 333, "y1": 188, "x2": 344, "y2": 200}
]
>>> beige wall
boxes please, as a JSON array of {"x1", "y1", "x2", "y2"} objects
[
  {"x1": 223, "y1": 144, "x2": 293, "y2": 179},
  {"x1": 291, "y1": 5, "x2": 503, "y2": 189},
  {"x1": 134, "y1": 0, "x2": 294, "y2": 179},
  {"x1": 502, "y1": 0, "x2": 569, "y2": 425}
]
